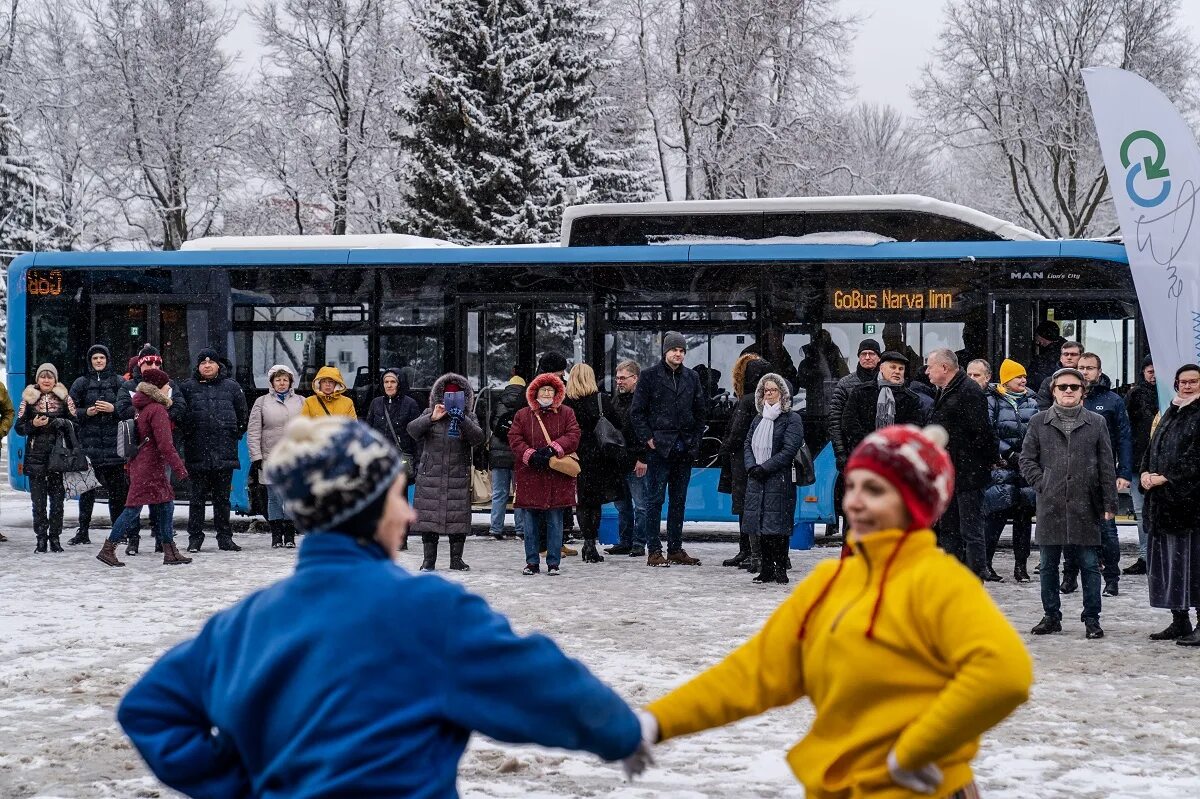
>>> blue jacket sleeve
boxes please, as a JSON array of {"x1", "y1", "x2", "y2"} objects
[
  {"x1": 117, "y1": 629, "x2": 252, "y2": 799},
  {"x1": 438, "y1": 588, "x2": 640, "y2": 761},
  {"x1": 1114, "y1": 397, "x2": 1133, "y2": 481}
]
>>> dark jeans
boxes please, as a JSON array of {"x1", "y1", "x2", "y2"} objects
[
  {"x1": 985, "y1": 505, "x2": 1033, "y2": 566},
  {"x1": 109, "y1": 502, "x2": 175, "y2": 544},
  {"x1": 30, "y1": 473, "x2": 65, "y2": 538},
  {"x1": 642, "y1": 453, "x2": 692, "y2": 554},
  {"x1": 615, "y1": 472, "x2": 647, "y2": 547},
  {"x1": 78, "y1": 464, "x2": 130, "y2": 533},
  {"x1": 522, "y1": 509, "x2": 564, "y2": 568},
  {"x1": 1039, "y1": 544, "x2": 1101, "y2": 622},
  {"x1": 936, "y1": 487, "x2": 986, "y2": 578},
  {"x1": 576, "y1": 502, "x2": 602, "y2": 541},
  {"x1": 1062, "y1": 519, "x2": 1121, "y2": 581},
  {"x1": 187, "y1": 468, "x2": 233, "y2": 537}
]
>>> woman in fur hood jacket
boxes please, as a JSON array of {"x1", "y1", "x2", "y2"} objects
[{"x1": 16, "y1": 363, "x2": 77, "y2": 553}]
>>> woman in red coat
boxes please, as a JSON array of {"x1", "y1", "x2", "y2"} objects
[
  {"x1": 97, "y1": 368, "x2": 191, "y2": 567},
  {"x1": 509, "y1": 372, "x2": 580, "y2": 575}
]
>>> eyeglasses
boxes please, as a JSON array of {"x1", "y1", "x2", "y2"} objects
[
  {"x1": 1179, "y1": 378, "x2": 1200, "y2": 387},
  {"x1": 1053, "y1": 384, "x2": 1083, "y2": 392}
]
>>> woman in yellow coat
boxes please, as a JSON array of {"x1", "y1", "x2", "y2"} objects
[
  {"x1": 301, "y1": 365, "x2": 357, "y2": 418},
  {"x1": 633, "y1": 424, "x2": 1033, "y2": 798}
]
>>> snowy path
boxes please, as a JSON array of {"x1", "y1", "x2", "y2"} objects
[{"x1": 1, "y1": 490, "x2": 1199, "y2": 798}]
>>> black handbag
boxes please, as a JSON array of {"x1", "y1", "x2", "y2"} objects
[
  {"x1": 791, "y1": 440, "x2": 815, "y2": 486},
  {"x1": 593, "y1": 394, "x2": 626, "y2": 454},
  {"x1": 48, "y1": 422, "x2": 89, "y2": 474}
]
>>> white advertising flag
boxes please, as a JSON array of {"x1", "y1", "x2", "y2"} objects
[{"x1": 1083, "y1": 66, "x2": 1200, "y2": 408}]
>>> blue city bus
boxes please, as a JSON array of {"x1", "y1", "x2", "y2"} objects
[{"x1": 6, "y1": 197, "x2": 1143, "y2": 535}]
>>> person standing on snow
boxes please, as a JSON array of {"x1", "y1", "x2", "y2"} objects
[
  {"x1": 16, "y1": 364, "x2": 77, "y2": 553},
  {"x1": 608, "y1": 360, "x2": 649, "y2": 557},
  {"x1": 1123, "y1": 357, "x2": 1157, "y2": 575},
  {"x1": 0, "y1": 380, "x2": 13, "y2": 543},
  {"x1": 248, "y1": 365, "x2": 305, "y2": 548},
  {"x1": 627, "y1": 424, "x2": 1031, "y2": 797},
  {"x1": 301, "y1": 365, "x2": 357, "y2": 418},
  {"x1": 68, "y1": 344, "x2": 128, "y2": 546},
  {"x1": 117, "y1": 416, "x2": 651, "y2": 797},
  {"x1": 563, "y1": 362, "x2": 628, "y2": 564},
  {"x1": 718, "y1": 356, "x2": 773, "y2": 572},
  {"x1": 983, "y1": 359, "x2": 1039, "y2": 583}
]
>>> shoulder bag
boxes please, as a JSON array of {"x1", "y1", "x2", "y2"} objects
[
  {"x1": 536, "y1": 413, "x2": 581, "y2": 478},
  {"x1": 469, "y1": 390, "x2": 492, "y2": 504},
  {"x1": 379, "y1": 403, "x2": 416, "y2": 480},
  {"x1": 593, "y1": 393, "x2": 626, "y2": 453},
  {"x1": 791, "y1": 416, "x2": 815, "y2": 486}
]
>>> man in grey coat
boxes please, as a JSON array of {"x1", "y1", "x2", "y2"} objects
[{"x1": 1020, "y1": 367, "x2": 1118, "y2": 640}]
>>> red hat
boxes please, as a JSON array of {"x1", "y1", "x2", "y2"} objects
[
  {"x1": 845, "y1": 424, "x2": 955, "y2": 530},
  {"x1": 140, "y1": 367, "x2": 170, "y2": 389}
]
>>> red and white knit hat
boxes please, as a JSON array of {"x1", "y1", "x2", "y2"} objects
[{"x1": 844, "y1": 424, "x2": 955, "y2": 530}]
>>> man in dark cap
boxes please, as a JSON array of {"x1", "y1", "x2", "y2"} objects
[
  {"x1": 840, "y1": 351, "x2": 925, "y2": 455},
  {"x1": 1029, "y1": 320, "x2": 1067, "y2": 391},
  {"x1": 630, "y1": 332, "x2": 706, "y2": 567},
  {"x1": 829, "y1": 339, "x2": 880, "y2": 473}
]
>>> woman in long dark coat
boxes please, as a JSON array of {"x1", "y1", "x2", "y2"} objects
[
  {"x1": 742, "y1": 372, "x2": 805, "y2": 585},
  {"x1": 563, "y1": 363, "x2": 627, "y2": 564},
  {"x1": 1141, "y1": 364, "x2": 1200, "y2": 645},
  {"x1": 718, "y1": 356, "x2": 772, "y2": 569},
  {"x1": 407, "y1": 372, "x2": 485, "y2": 571}
]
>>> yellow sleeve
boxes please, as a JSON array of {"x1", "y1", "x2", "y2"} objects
[
  {"x1": 647, "y1": 564, "x2": 831, "y2": 741},
  {"x1": 893, "y1": 560, "x2": 1033, "y2": 769},
  {"x1": 299, "y1": 398, "x2": 317, "y2": 418}
]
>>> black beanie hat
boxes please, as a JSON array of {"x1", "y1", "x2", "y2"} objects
[
  {"x1": 857, "y1": 339, "x2": 881, "y2": 356},
  {"x1": 196, "y1": 347, "x2": 221, "y2": 366},
  {"x1": 1142, "y1": 355, "x2": 1154, "y2": 370},
  {"x1": 536, "y1": 351, "x2": 568, "y2": 375},
  {"x1": 138, "y1": 344, "x2": 160, "y2": 360}
]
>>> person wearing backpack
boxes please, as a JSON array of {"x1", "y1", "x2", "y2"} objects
[
  {"x1": 563, "y1": 363, "x2": 628, "y2": 564},
  {"x1": 16, "y1": 363, "x2": 77, "y2": 553},
  {"x1": 301, "y1": 365, "x2": 357, "y2": 418},
  {"x1": 179, "y1": 349, "x2": 248, "y2": 553},
  {"x1": 248, "y1": 365, "x2": 305, "y2": 548},
  {"x1": 97, "y1": 368, "x2": 191, "y2": 567},
  {"x1": 67, "y1": 344, "x2": 128, "y2": 546},
  {"x1": 478, "y1": 366, "x2": 527, "y2": 540}
]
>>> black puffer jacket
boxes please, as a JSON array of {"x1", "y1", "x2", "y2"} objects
[
  {"x1": 563, "y1": 391, "x2": 628, "y2": 506},
  {"x1": 828, "y1": 366, "x2": 877, "y2": 467},
  {"x1": 929, "y1": 369, "x2": 999, "y2": 491},
  {"x1": 1125, "y1": 378, "x2": 1158, "y2": 475},
  {"x1": 986, "y1": 387, "x2": 1040, "y2": 462},
  {"x1": 630, "y1": 359, "x2": 706, "y2": 459},
  {"x1": 69, "y1": 344, "x2": 127, "y2": 467},
  {"x1": 479, "y1": 381, "x2": 526, "y2": 470},
  {"x1": 611, "y1": 389, "x2": 645, "y2": 469},
  {"x1": 16, "y1": 383, "x2": 76, "y2": 476},
  {"x1": 178, "y1": 356, "x2": 249, "y2": 471},
  {"x1": 1141, "y1": 398, "x2": 1200, "y2": 535},
  {"x1": 117, "y1": 366, "x2": 188, "y2": 428},
  {"x1": 840, "y1": 378, "x2": 925, "y2": 456},
  {"x1": 718, "y1": 358, "x2": 773, "y2": 515},
  {"x1": 366, "y1": 369, "x2": 420, "y2": 455}
]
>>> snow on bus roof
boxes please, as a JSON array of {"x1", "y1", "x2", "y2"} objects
[
  {"x1": 561, "y1": 194, "x2": 1043, "y2": 243},
  {"x1": 648, "y1": 232, "x2": 896, "y2": 246},
  {"x1": 180, "y1": 233, "x2": 462, "y2": 251}
]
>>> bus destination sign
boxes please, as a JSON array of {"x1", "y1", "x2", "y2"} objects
[
  {"x1": 27, "y1": 269, "x2": 65, "y2": 297},
  {"x1": 830, "y1": 287, "x2": 956, "y2": 311}
]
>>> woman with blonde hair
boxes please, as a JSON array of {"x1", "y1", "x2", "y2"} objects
[{"x1": 563, "y1": 363, "x2": 627, "y2": 563}]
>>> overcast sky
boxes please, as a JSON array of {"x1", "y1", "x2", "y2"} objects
[{"x1": 226, "y1": 0, "x2": 1200, "y2": 118}]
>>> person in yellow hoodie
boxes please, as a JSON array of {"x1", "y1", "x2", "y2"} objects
[
  {"x1": 630, "y1": 424, "x2": 1033, "y2": 798},
  {"x1": 301, "y1": 365, "x2": 357, "y2": 418}
]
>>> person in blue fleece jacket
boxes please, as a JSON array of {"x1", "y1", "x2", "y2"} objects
[{"x1": 117, "y1": 417, "x2": 647, "y2": 798}]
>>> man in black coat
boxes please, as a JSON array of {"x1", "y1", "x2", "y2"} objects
[
  {"x1": 67, "y1": 344, "x2": 129, "y2": 546},
  {"x1": 840, "y1": 351, "x2": 925, "y2": 455},
  {"x1": 478, "y1": 366, "x2": 528, "y2": 540},
  {"x1": 1123, "y1": 357, "x2": 1158, "y2": 574},
  {"x1": 1029, "y1": 320, "x2": 1068, "y2": 392},
  {"x1": 608, "y1": 359, "x2": 649, "y2": 556},
  {"x1": 925, "y1": 347, "x2": 999, "y2": 579},
  {"x1": 179, "y1": 348, "x2": 248, "y2": 552},
  {"x1": 630, "y1": 332, "x2": 706, "y2": 567},
  {"x1": 1035, "y1": 340, "x2": 1083, "y2": 410},
  {"x1": 829, "y1": 339, "x2": 880, "y2": 471}
]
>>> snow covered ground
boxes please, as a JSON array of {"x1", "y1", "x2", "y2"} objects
[{"x1": 2, "y1": 483, "x2": 1199, "y2": 799}]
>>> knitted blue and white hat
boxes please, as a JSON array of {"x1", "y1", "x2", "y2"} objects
[{"x1": 264, "y1": 417, "x2": 404, "y2": 534}]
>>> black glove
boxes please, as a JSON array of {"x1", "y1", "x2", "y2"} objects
[
  {"x1": 252, "y1": 459, "x2": 262, "y2": 471},
  {"x1": 748, "y1": 465, "x2": 767, "y2": 481},
  {"x1": 530, "y1": 449, "x2": 553, "y2": 470}
]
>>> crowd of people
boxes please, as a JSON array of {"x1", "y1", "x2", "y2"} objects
[{"x1": 3, "y1": 327, "x2": 1199, "y2": 645}]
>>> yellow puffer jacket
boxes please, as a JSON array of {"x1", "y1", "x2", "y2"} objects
[
  {"x1": 301, "y1": 366, "x2": 357, "y2": 419},
  {"x1": 647, "y1": 529, "x2": 1032, "y2": 799}
]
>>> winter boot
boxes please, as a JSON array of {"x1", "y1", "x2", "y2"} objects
[
  {"x1": 449, "y1": 535, "x2": 470, "y2": 571},
  {"x1": 0, "y1": 531, "x2": 6, "y2": 541},
  {"x1": 561, "y1": 543, "x2": 578, "y2": 557},
  {"x1": 1085, "y1": 620, "x2": 1105, "y2": 639},
  {"x1": 162, "y1": 541, "x2": 193, "y2": 565},
  {"x1": 186, "y1": 533, "x2": 204, "y2": 553},
  {"x1": 96, "y1": 540, "x2": 125, "y2": 567},
  {"x1": 581, "y1": 538, "x2": 605, "y2": 563},
  {"x1": 722, "y1": 534, "x2": 750, "y2": 567},
  {"x1": 1150, "y1": 610, "x2": 1193, "y2": 640},
  {"x1": 216, "y1": 534, "x2": 242, "y2": 552},
  {"x1": 125, "y1": 534, "x2": 140, "y2": 556},
  {"x1": 154, "y1": 534, "x2": 163, "y2": 553},
  {"x1": 667, "y1": 548, "x2": 701, "y2": 565},
  {"x1": 1059, "y1": 573, "x2": 1078, "y2": 594},
  {"x1": 283, "y1": 524, "x2": 296, "y2": 548},
  {"x1": 420, "y1": 535, "x2": 438, "y2": 571},
  {"x1": 752, "y1": 539, "x2": 778, "y2": 584},
  {"x1": 1030, "y1": 616, "x2": 1062, "y2": 635},
  {"x1": 1176, "y1": 621, "x2": 1200, "y2": 647},
  {"x1": 1123, "y1": 558, "x2": 1148, "y2": 575},
  {"x1": 646, "y1": 550, "x2": 670, "y2": 567},
  {"x1": 48, "y1": 535, "x2": 64, "y2": 553},
  {"x1": 271, "y1": 520, "x2": 284, "y2": 549},
  {"x1": 67, "y1": 529, "x2": 91, "y2": 546},
  {"x1": 605, "y1": 543, "x2": 633, "y2": 555},
  {"x1": 1014, "y1": 561, "x2": 1030, "y2": 583},
  {"x1": 1103, "y1": 577, "x2": 1119, "y2": 597},
  {"x1": 35, "y1": 535, "x2": 48, "y2": 554},
  {"x1": 742, "y1": 534, "x2": 762, "y2": 573},
  {"x1": 773, "y1": 538, "x2": 789, "y2": 584}
]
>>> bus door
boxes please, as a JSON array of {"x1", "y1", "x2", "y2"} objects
[
  {"x1": 92, "y1": 296, "x2": 212, "y2": 377},
  {"x1": 461, "y1": 298, "x2": 588, "y2": 395}
]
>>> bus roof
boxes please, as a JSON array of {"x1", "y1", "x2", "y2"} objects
[
  {"x1": 560, "y1": 194, "x2": 1044, "y2": 246},
  {"x1": 180, "y1": 233, "x2": 461, "y2": 251}
]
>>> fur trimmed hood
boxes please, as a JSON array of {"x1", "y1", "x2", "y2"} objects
[
  {"x1": 754, "y1": 372, "x2": 793, "y2": 413},
  {"x1": 136, "y1": 381, "x2": 173, "y2": 408},
  {"x1": 23, "y1": 383, "x2": 69, "y2": 405},
  {"x1": 526, "y1": 372, "x2": 566, "y2": 410},
  {"x1": 428, "y1": 372, "x2": 473, "y2": 409}
]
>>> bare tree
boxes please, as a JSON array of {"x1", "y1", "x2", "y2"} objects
[
  {"x1": 915, "y1": 0, "x2": 1196, "y2": 238},
  {"x1": 248, "y1": 0, "x2": 410, "y2": 235},
  {"x1": 80, "y1": 0, "x2": 246, "y2": 250},
  {"x1": 824, "y1": 103, "x2": 943, "y2": 196}
]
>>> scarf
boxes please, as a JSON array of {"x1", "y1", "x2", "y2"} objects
[
  {"x1": 1052, "y1": 402, "x2": 1084, "y2": 436},
  {"x1": 1171, "y1": 393, "x2": 1199, "y2": 408},
  {"x1": 752, "y1": 403, "x2": 781, "y2": 465},
  {"x1": 875, "y1": 374, "x2": 896, "y2": 430}
]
